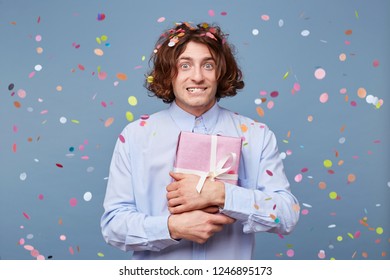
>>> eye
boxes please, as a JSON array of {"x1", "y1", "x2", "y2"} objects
[
  {"x1": 179, "y1": 63, "x2": 191, "y2": 69},
  {"x1": 204, "y1": 62, "x2": 214, "y2": 70}
]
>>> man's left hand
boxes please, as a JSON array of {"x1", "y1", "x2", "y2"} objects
[{"x1": 166, "y1": 172, "x2": 225, "y2": 214}]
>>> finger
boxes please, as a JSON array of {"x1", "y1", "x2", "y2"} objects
[
  {"x1": 202, "y1": 206, "x2": 220, "y2": 214},
  {"x1": 167, "y1": 197, "x2": 183, "y2": 208},
  {"x1": 212, "y1": 214, "x2": 236, "y2": 225},
  {"x1": 166, "y1": 190, "x2": 178, "y2": 200},
  {"x1": 168, "y1": 204, "x2": 187, "y2": 214},
  {"x1": 166, "y1": 181, "x2": 178, "y2": 192},
  {"x1": 169, "y1": 171, "x2": 185, "y2": 181}
]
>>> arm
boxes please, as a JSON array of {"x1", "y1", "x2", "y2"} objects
[
  {"x1": 100, "y1": 130, "x2": 178, "y2": 252},
  {"x1": 167, "y1": 128, "x2": 300, "y2": 235}
]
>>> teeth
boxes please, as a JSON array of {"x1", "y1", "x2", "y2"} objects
[{"x1": 187, "y1": 87, "x2": 205, "y2": 93}]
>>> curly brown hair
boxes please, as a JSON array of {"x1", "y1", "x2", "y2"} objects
[{"x1": 145, "y1": 22, "x2": 244, "y2": 103}]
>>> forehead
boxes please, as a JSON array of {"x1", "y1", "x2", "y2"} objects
[{"x1": 178, "y1": 41, "x2": 214, "y2": 60}]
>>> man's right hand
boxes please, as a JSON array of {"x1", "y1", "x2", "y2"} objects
[{"x1": 168, "y1": 210, "x2": 235, "y2": 244}]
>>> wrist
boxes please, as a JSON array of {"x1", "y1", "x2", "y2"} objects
[{"x1": 208, "y1": 180, "x2": 225, "y2": 208}]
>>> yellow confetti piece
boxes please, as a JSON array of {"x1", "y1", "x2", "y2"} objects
[
  {"x1": 146, "y1": 75, "x2": 154, "y2": 83},
  {"x1": 337, "y1": 236, "x2": 343, "y2": 242},
  {"x1": 323, "y1": 159, "x2": 332, "y2": 168},
  {"x1": 71, "y1": 119, "x2": 80, "y2": 124},
  {"x1": 376, "y1": 227, "x2": 384, "y2": 235},
  {"x1": 283, "y1": 71, "x2": 289, "y2": 79},
  {"x1": 97, "y1": 252, "x2": 104, "y2": 257},
  {"x1": 142, "y1": 55, "x2": 146, "y2": 61},
  {"x1": 347, "y1": 232, "x2": 354, "y2": 239},
  {"x1": 128, "y1": 96, "x2": 138, "y2": 106},
  {"x1": 126, "y1": 111, "x2": 134, "y2": 122},
  {"x1": 104, "y1": 117, "x2": 114, "y2": 127},
  {"x1": 355, "y1": 10, "x2": 359, "y2": 19},
  {"x1": 329, "y1": 191, "x2": 337, "y2": 200}
]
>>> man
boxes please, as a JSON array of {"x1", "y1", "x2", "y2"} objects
[{"x1": 101, "y1": 22, "x2": 299, "y2": 259}]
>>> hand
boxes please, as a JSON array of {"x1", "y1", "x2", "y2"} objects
[
  {"x1": 166, "y1": 172, "x2": 225, "y2": 214},
  {"x1": 168, "y1": 210, "x2": 235, "y2": 244}
]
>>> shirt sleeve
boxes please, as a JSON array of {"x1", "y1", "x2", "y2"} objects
[
  {"x1": 100, "y1": 127, "x2": 179, "y2": 252},
  {"x1": 220, "y1": 127, "x2": 300, "y2": 235}
]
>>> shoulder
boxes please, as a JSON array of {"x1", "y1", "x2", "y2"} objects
[
  {"x1": 120, "y1": 108, "x2": 170, "y2": 138},
  {"x1": 219, "y1": 106, "x2": 271, "y2": 134}
]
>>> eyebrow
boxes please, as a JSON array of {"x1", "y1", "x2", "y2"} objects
[{"x1": 177, "y1": 56, "x2": 215, "y2": 62}]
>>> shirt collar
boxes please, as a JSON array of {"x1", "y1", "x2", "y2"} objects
[{"x1": 168, "y1": 101, "x2": 221, "y2": 133}]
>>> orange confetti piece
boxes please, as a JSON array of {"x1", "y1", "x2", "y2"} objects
[
  {"x1": 241, "y1": 124, "x2": 248, "y2": 133},
  {"x1": 256, "y1": 106, "x2": 264, "y2": 117},
  {"x1": 345, "y1": 29, "x2": 353, "y2": 35},
  {"x1": 104, "y1": 117, "x2": 114, "y2": 127},
  {"x1": 347, "y1": 173, "x2": 356, "y2": 183},
  {"x1": 14, "y1": 101, "x2": 21, "y2": 108},
  {"x1": 12, "y1": 143, "x2": 17, "y2": 153},
  {"x1": 318, "y1": 181, "x2": 327, "y2": 190},
  {"x1": 116, "y1": 73, "x2": 127, "y2": 80}
]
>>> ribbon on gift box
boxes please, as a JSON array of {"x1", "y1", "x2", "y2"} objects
[{"x1": 173, "y1": 134, "x2": 238, "y2": 193}]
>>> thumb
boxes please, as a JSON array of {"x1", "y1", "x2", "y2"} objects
[{"x1": 169, "y1": 171, "x2": 185, "y2": 181}]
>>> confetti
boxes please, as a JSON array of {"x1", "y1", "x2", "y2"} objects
[
  {"x1": 69, "y1": 198, "x2": 77, "y2": 207},
  {"x1": 319, "y1": 93, "x2": 329, "y2": 103},
  {"x1": 314, "y1": 68, "x2": 326, "y2": 80},
  {"x1": 116, "y1": 73, "x2": 127, "y2": 80},
  {"x1": 97, "y1": 13, "x2": 106, "y2": 21},
  {"x1": 128, "y1": 96, "x2": 138, "y2": 106}
]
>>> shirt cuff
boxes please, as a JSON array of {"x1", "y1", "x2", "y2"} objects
[{"x1": 144, "y1": 215, "x2": 180, "y2": 250}]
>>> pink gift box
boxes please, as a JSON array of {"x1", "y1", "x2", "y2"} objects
[{"x1": 173, "y1": 131, "x2": 242, "y2": 192}]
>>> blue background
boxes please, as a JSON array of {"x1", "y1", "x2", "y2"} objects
[{"x1": 1, "y1": 0, "x2": 389, "y2": 260}]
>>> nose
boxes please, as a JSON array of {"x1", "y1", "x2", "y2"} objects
[{"x1": 191, "y1": 66, "x2": 205, "y2": 83}]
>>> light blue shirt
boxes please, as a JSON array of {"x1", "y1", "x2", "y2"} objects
[{"x1": 101, "y1": 101, "x2": 299, "y2": 259}]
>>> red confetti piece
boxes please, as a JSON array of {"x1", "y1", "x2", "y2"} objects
[
  {"x1": 56, "y1": 163, "x2": 63, "y2": 168},
  {"x1": 266, "y1": 170, "x2": 273, "y2": 176},
  {"x1": 78, "y1": 64, "x2": 85, "y2": 71},
  {"x1": 23, "y1": 212, "x2": 30, "y2": 220},
  {"x1": 12, "y1": 143, "x2": 17, "y2": 152},
  {"x1": 69, "y1": 246, "x2": 74, "y2": 255},
  {"x1": 118, "y1": 134, "x2": 125, "y2": 143},
  {"x1": 270, "y1": 91, "x2": 279, "y2": 98}
]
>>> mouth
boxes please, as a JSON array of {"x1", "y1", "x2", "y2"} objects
[{"x1": 186, "y1": 87, "x2": 207, "y2": 93}]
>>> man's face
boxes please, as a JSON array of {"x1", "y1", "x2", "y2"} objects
[{"x1": 172, "y1": 41, "x2": 218, "y2": 117}]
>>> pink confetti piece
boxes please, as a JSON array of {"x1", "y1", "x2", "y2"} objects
[
  {"x1": 314, "y1": 68, "x2": 326, "y2": 80},
  {"x1": 266, "y1": 170, "x2": 273, "y2": 176},
  {"x1": 119, "y1": 134, "x2": 125, "y2": 143},
  {"x1": 69, "y1": 246, "x2": 74, "y2": 255},
  {"x1": 157, "y1": 17, "x2": 165, "y2": 23},
  {"x1": 69, "y1": 198, "x2": 77, "y2": 207},
  {"x1": 24, "y1": 245, "x2": 34, "y2": 251},
  {"x1": 208, "y1": 9, "x2": 215, "y2": 16},
  {"x1": 22, "y1": 212, "x2": 30, "y2": 220},
  {"x1": 286, "y1": 249, "x2": 295, "y2": 257}
]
